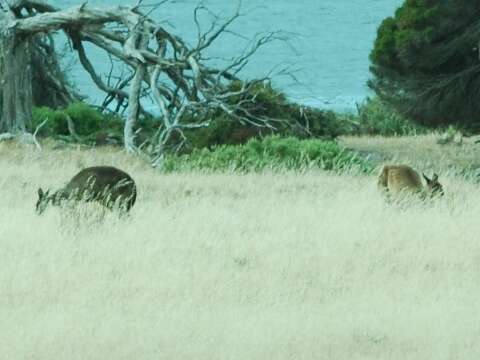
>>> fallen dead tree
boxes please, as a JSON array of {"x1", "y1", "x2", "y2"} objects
[{"x1": 0, "y1": 0, "x2": 290, "y2": 165}]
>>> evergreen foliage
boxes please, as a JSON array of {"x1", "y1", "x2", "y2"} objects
[{"x1": 370, "y1": 0, "x2": 480, "y2": 128}]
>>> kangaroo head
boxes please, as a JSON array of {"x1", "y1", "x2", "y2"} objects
[
  {"x1": 423, "y1": 173, "x2": 444, "y2": 197},
  {"x1": 36, "y1": 188, "x2": 62, "y2": 214}
]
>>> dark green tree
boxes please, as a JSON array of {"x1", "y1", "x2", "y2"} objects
[{"x1": 369, "y1": 0, "x2": 480, "y2": 129}]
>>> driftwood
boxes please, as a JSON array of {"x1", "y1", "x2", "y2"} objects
[{"x1": 0, "y1": 0, "x2": 289, "y2": 164}]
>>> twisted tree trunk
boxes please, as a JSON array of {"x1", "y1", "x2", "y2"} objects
[{"x1": 0, "y1": 11, "x2": 33, "y2": 132}]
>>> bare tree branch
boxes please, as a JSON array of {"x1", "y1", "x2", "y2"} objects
[
  {"x1": 32, "y1": 117, "x2": 48, "y2": 150},
  {"x1": 1, "y1": 0, "x2": 292, "y2": 162},
  {"x1": 125, "y1": 24, "x2": 148, "y2": 153}
]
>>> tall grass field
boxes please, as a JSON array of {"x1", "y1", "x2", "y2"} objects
[{"x1": 1, "y1": 137, "x2": 480, "y2": 359}]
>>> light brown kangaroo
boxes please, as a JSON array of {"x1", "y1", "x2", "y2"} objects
[{"x1": 378, "y1": 165, "x2": 444, "y2": 199}]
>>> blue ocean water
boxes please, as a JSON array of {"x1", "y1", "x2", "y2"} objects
[{"x1": 58, "y1": 0, "x2": 403, "y2": 112}]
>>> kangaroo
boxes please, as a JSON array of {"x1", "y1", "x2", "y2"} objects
[
  {"x1": 36, "y1": 166, "x2": 137, "y2": 214},
  {"x1": 378, "y1": 165, "x2": 444, "y2": 199}
]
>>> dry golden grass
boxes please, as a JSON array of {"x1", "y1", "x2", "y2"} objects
[
  {"x1": 341, "y1": 133, "x2": 480, "y2": 177},
  {"x1": 2, "y1": 140, "x2": 480, "y2": 359}
]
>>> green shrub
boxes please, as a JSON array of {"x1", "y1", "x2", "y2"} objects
[
  {"x1": 64, "y1": 102, "x2": 105, "y2": 135},
  {"x1": 184, "y1": 115, "x2": 274, "y2": 149},
  {"x1": 182, "y1": 81, "x2": 353, "y2": 150},
  {"x1": 30, "y1": 93, "x2": 427, "y2": 151},
  {"x1": 354, "y1": 97, "x2": 426, "y2": 136},
  {"x1": 162, "y1": 135, "x2": 373, "y2": 173},
  {"x1": 30, "y1": 103, "x2": 125, "y2": 143},
  {"x1": 28, "y1": 84, "x2": 355, "y2": 149},
  {"x1": 31, "y1": 106, "x2": 69, "y2": 136}
]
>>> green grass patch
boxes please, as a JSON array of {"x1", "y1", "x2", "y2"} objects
[{"x1": 162, "y1": 135, "x2": 373, "y2": 173}]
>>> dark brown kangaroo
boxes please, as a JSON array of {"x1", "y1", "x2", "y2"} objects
[{"x1": 36, "y1": 166, "x2": 137, "y2": 214}]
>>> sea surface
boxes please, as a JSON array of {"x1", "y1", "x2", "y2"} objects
[{"x1": 57, "y1": 0, "x2": 403, "y2": 112}]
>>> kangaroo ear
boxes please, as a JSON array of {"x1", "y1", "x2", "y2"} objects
[
  {"x1": 423, "y1": 173, "x2": 431, "y2": 183},
  {"x1": 432, "y1": 173, "x2": 439, "y2": 182},
  {"x1": 38, "y1": 188, "x2": 44, "y2": 198}
]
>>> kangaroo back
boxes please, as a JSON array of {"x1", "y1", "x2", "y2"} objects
[
  {"x1": 37, "y1": 166, "x2": 137, "y2": 215},
  {"x1": 378, "y1": 165, "x2": 423, "y2": 195},
  {"x1": 64, "y1": 166, "x2": 137, "y2": 210}
]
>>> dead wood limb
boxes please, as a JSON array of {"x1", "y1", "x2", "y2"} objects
[
  {"x1": 125, "y1": 25, "x2": 148, "y2": 153},
  {"x1": 1, "y1": 0, "x2": 292, "y2": 161}
]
